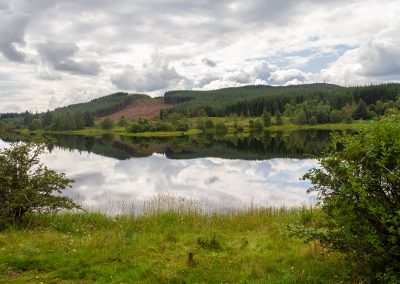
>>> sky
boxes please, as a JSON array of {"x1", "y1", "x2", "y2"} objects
[{"x1": 0, "y1": 0, "x2": 400, "y2": 113}]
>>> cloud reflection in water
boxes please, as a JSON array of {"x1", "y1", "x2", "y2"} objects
[{"x1": 35, "y1": 147, "x2": 318, "y2": 214}]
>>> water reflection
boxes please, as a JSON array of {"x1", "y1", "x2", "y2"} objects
[
  {"x1": 1, "y1": 130, "x2": 331, "y2": 160},
  {"x1": 0, "y1": 132, "x2": 323, "y2": 214}
]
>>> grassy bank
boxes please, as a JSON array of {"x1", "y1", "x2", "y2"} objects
[
  {"x1": 0, "y1": 209, "x2": 354, "y2": 283},
  {"x1": 16, "y1": 127, "x2": 202, "y2": 138},
  {"x1": 16, "y1": 118, "x2": 370, "y2": 138}
]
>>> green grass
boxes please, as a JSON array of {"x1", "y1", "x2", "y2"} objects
[
  {"x1": 17, "y1": 127, "x2": 202, "y2": 138},
  {"x1": 190, "y1": 117, "x2": 371, "y2": 133},
  {"x1": 16, "y1": 117, "x2": 370, "y2": 138},
  {"x1": 265, "y1": 121, "x2": 371, "y2": 131},
  {"x1": 0, "y1": 208, "x2": 354, "y2": 283}
]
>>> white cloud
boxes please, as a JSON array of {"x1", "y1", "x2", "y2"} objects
[
  {"x1": 316, "y1": 22, "x2": 400, "y2": 85},
  {"x1": 0, "y1": 12, "x2": 29, "y2": 62},
  {"x1": 0, "y1": 0, "x2": 400, "y2": 112},
  {"x1": 111, "y1": 53, "x2": 184, "y2": 92},
  {"x1": 37, "y1": 41, "x2": 101, "y2": 76}
]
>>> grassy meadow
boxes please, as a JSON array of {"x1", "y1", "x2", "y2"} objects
[
  {"x1": 16, "y1": 116, "x2": 371, "y2": 138},
  {"x1": 0, "y1": 207, "x2": 357, "y2": 283}
]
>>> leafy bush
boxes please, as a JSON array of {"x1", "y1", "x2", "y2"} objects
[
  {"x1": 153, "y1": 121, "x2": 173, "y2": 131},
  {"x1": 204, "y1": 119, "x2": 214, "y2": 129},
  {"x1": 303, "y1": 116, "x2": 400, "y2": 281},
  {"x1": 262, "y1": 108, "x2": 272, "y2": 127},
  {"x1": 215, "y1": 122, "x2": 228, "y2": 134},
  {"x1": 118, "y1": 116, "x2": 127, "y2": 126},
  {"x1": 100, "y1": 118, "x2": 114, "y2": 130},
  {"x1": 253, "y1": 119, "x2": 264, "y2": 132},
  {"x1": 308, "y1": 116, "x2": 317, "y2": 125},
  {"x1": 329, "y1": 110, "x2": 343, "y2": 123},
  {"x1": 175, "y1": 120, "x2": 190, "y2": 131},
  {"x1": 0, "y1": 143, "x2": 79, "y2": 227},
  {"x1": 275, "y1": 110, "x2": 283, "y2": 125}
]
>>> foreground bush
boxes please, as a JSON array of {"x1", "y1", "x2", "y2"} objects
[
  {"x1": 303, "y1": 115, "x2": 400, "y2": 281},
  {"x1": 0, "y1": 143, "x2": 79, "y2": 227}
]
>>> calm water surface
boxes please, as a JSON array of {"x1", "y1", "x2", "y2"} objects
[{"x1": 0, "y1": 131, "x2": 329, "y2": 214}]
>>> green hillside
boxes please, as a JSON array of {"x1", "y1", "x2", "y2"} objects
[
  {"x1": 163, "y1": 83, "x2": 400, "y2": 118},
  {"x1": 52, "y1": 92, "x2": 149, "y2": 117}
]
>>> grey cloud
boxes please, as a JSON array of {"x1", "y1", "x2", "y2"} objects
[
  {"x1": 37, "y1": 41, "x2": 101, "y2": 75},
  {"x1": 202, "y1": 58, "x2": 217, "y2": 67},
  {"x1": 10, "y1": 0, "x2": 347, "y2": 53},
  {"x1": 268, "y1": 69, "x2": 306, "y2": 85},
  {"x1": 0, "y1": 13, "x2": 29, "y2": 62},
  {"x1": 359, "y1": 40, "x2": 400, "y2": 77},
  {"x1": 227, "y1": 71, "x2": 252, "y2": 84},
  {"x1": 0, "y1": 2, "x2": 8, "y2": 10},
  {"x1": 111, "y1": 54, "x2": 184, "y2": 92}
]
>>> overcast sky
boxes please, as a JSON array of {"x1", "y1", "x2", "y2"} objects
[{"x1": 0, "y1": 0, "x2": 400, "y2": 113}]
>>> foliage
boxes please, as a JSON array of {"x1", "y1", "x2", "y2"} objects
[
  {"x1": 275, "y1": 110, "x2": 283, "y2": 125},
  {"x1": 204, "y1": 119, "x2": 215, "y2": 129},
  {"x1": 28, "y1": 119, "x2": 42, "y2": 131},
  {"x1": 352, "y1": 99, "x2": 369, "y2": 120},
  {"x1": 0, "y1": 143, "x2": 78, "y2": 226},
  {"x1": 100, "y1": 118, "x2": 114, "y2": 130},
  {"x1": 0, "y1": 209, "x2": 350, "y2": 283},
  {"x1": 261, "y1": 108, "x2": 272, "y2": 127},
  {"x1": 329, "y1": 110, "x2": 342, "y2": 123},
  {"x1": 118, "y1": 116, "x2": 127, "y2": 126},
  {"x1": 303, "y1": 116, "x2": 400, "y2": 281},
  {"x1": 175, "y1": 120, "x2": 190, "y2": 131},
  {"x1": 52, "y1": 93, "x2": 147, "y2": 117},
  {"x1": 253, "y1": 119, "x2": 264, "y2": 132},
  {"x1": 215, "y1": 122, "x2": 228, "y2": 134},
  {"x1": 292, "y1": 108, "x2": 308, "y2": 125},
  {"x1": 164, "y1": 83, "x2": 400, "y2": 119}
]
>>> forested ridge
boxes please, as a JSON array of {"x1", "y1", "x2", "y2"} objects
[
  {"x1": 162, "y1": 83, "x2": 400, "y2": 120},
  {"x1": 0, "y1": 93, "x2": 148, "y2": 132},
  {"x1": 1, "y1": 83, "x2": 400, "y2": 133}
]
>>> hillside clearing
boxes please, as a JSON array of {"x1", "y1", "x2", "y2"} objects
[{"x1": 100, "y1": 99, "x2": 173, "y2": 121}]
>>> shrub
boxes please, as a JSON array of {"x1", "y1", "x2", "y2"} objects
[
  {"x1": 175, "y1": 120, "x2": 190, "y2": 131},
  {"x1": 153, "y1": 121, "x2": 173, "y2": 131},
  {"x1": 0, "y1": 143, "x2": 79, "y2": 227},
  {"x1": 303, "y1": 116, "x2": 400, "y2": 281},
  {"x1": 292, "y1": 108, "x2": 307, "y2": 125},
  {"x1": 204, "y1": 119, "x2": 214, "y2": 129},
  {"x1": 262, "y1": 108, "x2": 272, "y2": 127},
  {"x1": 28, "y1": 119, "x2": 41, "y2": 131},
  {"x1": 253, "y1": 119, "x2": 264, "y2": 132},
  {"x1": 196, "y1": 118, "x2": 206, "y2": 130},
  {"x1": 308, "y1": 116, "x2": 317, "y2": 125},
  {"x1": 100, "y1": 118, "x2": 114, "y2": 130},
  {"x1": 329, "y1": 110, "x2": 343, "y2": 123},
  {"x1": 275, "y1": 110, "x2": 283, "y2": 125},
  {"x1": 248, "y1": 119, "x2": 254, "y2": 130},
  {"x1": 128, "y1": 122, "x2": 142, "y2": 133},
  {"x1": 118, "y1": 116, "x2": 127, "y2": 126},
  {"x1": 215, "y1": 122, "x2": 228, "y2": 134}
]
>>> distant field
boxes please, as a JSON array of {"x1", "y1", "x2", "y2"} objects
[{"x1": 100, "y1": 99, "x2": 173, "y2": 121}]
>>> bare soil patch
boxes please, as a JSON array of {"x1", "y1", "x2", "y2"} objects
[{"x1": 101, "y1": 99, "x2": 173, "y2": 121}]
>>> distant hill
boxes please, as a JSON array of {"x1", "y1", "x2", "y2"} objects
[
  {"x1": 165, "y1": 83, "x2": 341, "y2": 104},
  {"x1": 101, "y1": 98, "x2": 173, "y2": 121},
  {"x1": 163, "y1": 83, "x2": 344, "y2": 116},
  {"x1": 1, "y1": 83, "x2": 400, "y2": 128},
  {"x1": 163, "y1": 83, "x2": 400, "y2": 117},
  {"x1": 53, "y1": 92, "x2": 149, "y2": 117}
]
